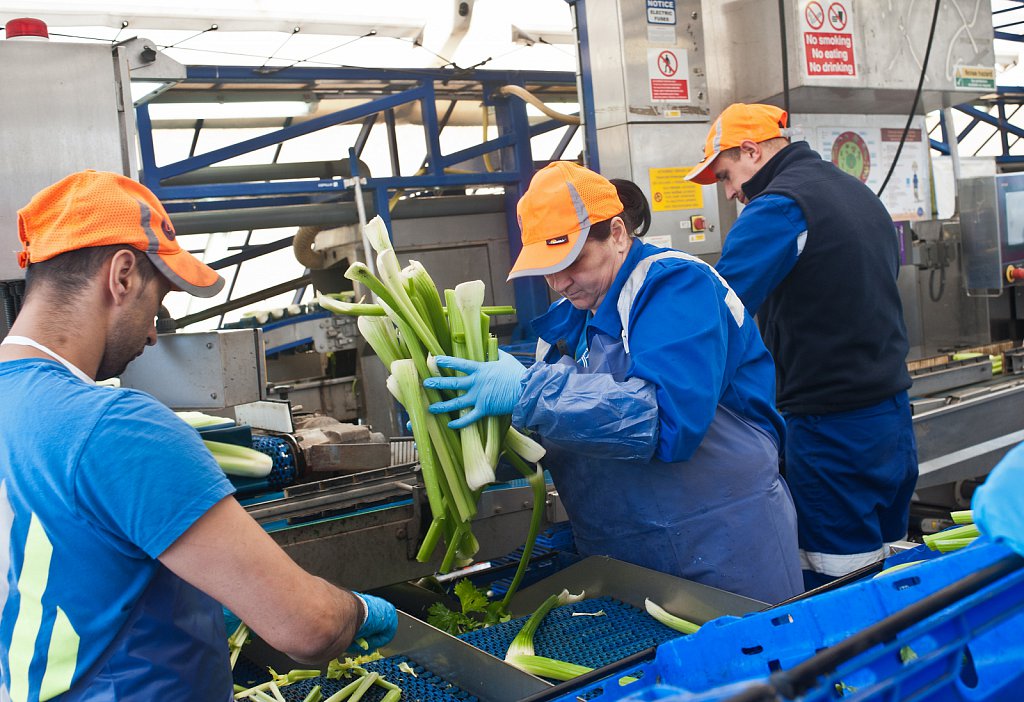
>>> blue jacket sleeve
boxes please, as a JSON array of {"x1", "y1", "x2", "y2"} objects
[
  {"x1": 627, "y1": 260, "x2": 742, "y2": 462},
  {"x1": 512, "y1": 357, "x2": 660, "y2": 462},
  {"x1": 714, "y1": 193, "x2": 807, "y2": 315}
]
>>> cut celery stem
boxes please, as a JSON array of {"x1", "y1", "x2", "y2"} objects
[
  {"x1": 506, "y1": 589, "x2": 585, "y2": 661},
  {"x1": 951, "y1": 510, "x2": 974, "y2": 525},
  {"x1": 501, "y1": 452, "x2": 547, "y2": 610},
  {"x1": 644, "y1": 598, "x2": 701, "y2": 635}
]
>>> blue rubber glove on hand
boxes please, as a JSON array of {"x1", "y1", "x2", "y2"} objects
[
  {"x1": 423, "y1": 350, "x2": 526, "y2": 429},
  {"x1": 350, "y1": 592, "x2": 398, "y2": 653},
  {"x1": 973, "y1": 442, "x2": 1024, "y2": 557}
]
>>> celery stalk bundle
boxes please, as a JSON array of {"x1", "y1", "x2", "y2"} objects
[{"x1": 318, "y1": 216, "x2": 546, "y2": 584}]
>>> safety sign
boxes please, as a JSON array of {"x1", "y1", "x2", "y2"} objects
[
  {"x1": 649, "y1": 167, "x2": 703, "y2": 211},
  {"x1": 648, "y1": 48, "x2": 690, "y2": 101},
  {"x1": 647, "y1": 0, "x2": 676, "y2": 25},
  {"x1": 801, "y1": 0, "x2": 856, "y2": 78}
]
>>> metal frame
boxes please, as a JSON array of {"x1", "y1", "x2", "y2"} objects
[
  {"x1": 928, "y1": 3, "x2": 1024, "y2": 165},
  {"x1": 136, "y1": 65, "x2": 585, "y2": 335}
]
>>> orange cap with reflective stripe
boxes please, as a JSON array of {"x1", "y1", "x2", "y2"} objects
[
  {"x1": 17, "y1": 170, "x2": 224, "y2": 298},
  {"x1": 508, "y1": 162, "x2": 623, "y2": 281},
  {"x1": 685, "y1": 104, "x2": 789, "y2": 186}
]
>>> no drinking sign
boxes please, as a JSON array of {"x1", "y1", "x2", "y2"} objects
[{"x1": 801, "y1": 0, "x2": 857, "y2": 78}]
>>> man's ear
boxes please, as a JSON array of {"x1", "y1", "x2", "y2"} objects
[
  {"x1": 107, "y1": 249, "x2": 139, "y2": 304},
  {"x1": 739, "y1": 139, "x2": 762, "y2": 161}
]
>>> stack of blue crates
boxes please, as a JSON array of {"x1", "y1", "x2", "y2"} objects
[{"x1": 553, "y1": 540, "x2": 1024, "y2": 702}]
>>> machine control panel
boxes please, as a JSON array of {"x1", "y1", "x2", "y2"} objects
[{"x1": 960, "y1": 174, "x2": 1024, "y2": 294}]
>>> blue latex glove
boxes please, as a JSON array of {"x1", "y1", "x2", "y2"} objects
[
  {"x1": 973, "y1": 442, "x2": 1024, "y2": 556},
  {"x1": 350, "y1": 592, "x2": 398, "y2": 653},
  {"x1": 423, "y1": 351, "x2": 526, "y2": 429}
]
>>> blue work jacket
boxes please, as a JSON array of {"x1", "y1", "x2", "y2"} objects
[{"x1": 512, "y1": 240, "x2": 803, "y2": 603}]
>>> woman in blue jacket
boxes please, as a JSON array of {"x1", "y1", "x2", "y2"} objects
[{"x1": 425, "y1": 162, "x2": 802, "y2": 603}]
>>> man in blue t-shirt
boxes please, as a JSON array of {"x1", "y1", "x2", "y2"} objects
[
  {"x1": 685, "y1": 104, "x2": 918, "y2": 590},
  {"x1": 0, "y1": 171, "x2": 397, "y2": 701}
]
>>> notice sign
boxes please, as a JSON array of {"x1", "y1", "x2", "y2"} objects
[
  {"x1": 647, "y1": 0, "x2": 676, "y2": 24},
  {"x1": 648, "y1": 48, "x2": 690, "y2": 102},
  {"x1": 801, "y1": 0, "x2": 856, "y2": 78},
  {"x1": 649, "y1": 167, "x2": 703, "y2": 212}
]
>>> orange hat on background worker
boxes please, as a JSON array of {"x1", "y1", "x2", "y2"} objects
[
  {"x1": 508, "y1": 161, "x2": 623, "y2": 280},
  {"x1": 685, "y1": 104, "x2": 790, "y2": 186}
]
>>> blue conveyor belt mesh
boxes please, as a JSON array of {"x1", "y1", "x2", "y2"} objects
[
  {"x1": 251, "y1": 435, "x2": 297, "y2": 488},
  {"x1": 273, "y1": 656, "x2": 479, "y2": 702},
  {"x1": 458, "y1": 596, "x2": 681, "y2": 670},
  {"x1": 237, "y1": 597, "x2": 680, "y2": 699}
]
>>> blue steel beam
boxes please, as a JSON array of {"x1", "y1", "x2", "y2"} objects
[{"x1": 148, "y1": 85, "x2": 431, "y2": 185}]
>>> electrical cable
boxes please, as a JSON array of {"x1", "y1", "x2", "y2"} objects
[{"x1": 876, "y1": 0, "x2": 941, "y2": 197}]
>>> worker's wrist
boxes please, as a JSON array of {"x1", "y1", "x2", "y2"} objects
[{"x1": 353, "y1": 591, "x2": 369, "y2": 627}]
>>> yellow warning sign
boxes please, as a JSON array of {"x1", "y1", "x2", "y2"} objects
[{"x1": 649, "y1": 167, "x2": 703, "y2": 212}]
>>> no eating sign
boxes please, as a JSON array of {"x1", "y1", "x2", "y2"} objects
[{"x1": 801, "y1": 0, "x2": 856, "y2": 78}]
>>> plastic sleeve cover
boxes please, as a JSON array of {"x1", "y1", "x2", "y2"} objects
[{"x1": 512, "y1": 358, "x2": 659, "y2": 462}]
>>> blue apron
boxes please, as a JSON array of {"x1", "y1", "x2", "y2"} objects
[
  {"x1": 540, "y1": 257, "x2": 803, "y2": 604},
  {"x1": 61, "y1": 565, "x2": 233, "y2": 701}
]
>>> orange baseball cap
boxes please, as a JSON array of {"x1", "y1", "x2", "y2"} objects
[
  {"x1": 685, "y1": 104, "x2": 789, "y2": 186},
  {"x1": 508, "y1": 162, "x2": 623, "y2": 281},
  {"x1": 17, "y1": 170, "x2": 224, "y2": 297}
]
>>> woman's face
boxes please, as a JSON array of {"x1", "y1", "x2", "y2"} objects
[{"x1": 544, "y1": 218, "x2": 631, "y2": 313}]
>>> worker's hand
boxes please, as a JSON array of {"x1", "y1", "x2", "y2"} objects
[
  {"x1": 973, "y1": 443, "x2": 1024, "y2": 556},
  {"x1": 423, "y1": 351, "x2": 526, "y2": 429},
  {"x1": 350, "y1": 592, "x2": 398, "y2": 653}
]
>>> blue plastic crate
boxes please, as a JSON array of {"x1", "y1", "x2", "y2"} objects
[{"x1": 552, "y1": 541, "x2": 1024, "y2": 702}]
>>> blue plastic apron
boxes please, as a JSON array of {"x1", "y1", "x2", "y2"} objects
[
  {"x1": 541, "y1": 257, "x2": 803, "y2": 604},
  {"x1": 61, "y1": 565, "x2": 233, "y2": 701}
]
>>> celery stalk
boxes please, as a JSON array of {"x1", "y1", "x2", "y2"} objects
[
  {"x1": 363, "y1": 216, "x2": 394, "y2": 254},
  {"x1": 506, "y1": 655, "x2": 593, "y2": 681},
  {"x1": 501, "y1": 453, "x2": 547, "y2": 610},
  {"x1": 204, "y1": 440, "x2": 273, "y2": 478},
  {"x1": 951, "y1": 510, "x2": 974, "y2": 525},
  {"x1": 504, "y1": 427, "x2": 546, "y2": 463},
  {"x1": 644, "y1": 598, "x2": 701, "y2": 635},
  {"x1": 317, "y1": 296, "x2": 386, "y2": 316},
  {"x1": 505, "y1": 589, "x2": 585, "y2": 661}
]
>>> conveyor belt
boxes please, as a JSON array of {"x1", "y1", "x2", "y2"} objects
[
  {"x1": 237, "y1": 598, "x2": 680, "y2": 700},
  {"x1": 459, "y1": 597, "x2": 681, "y2": 671},
  {"x1": 279, "y1": 656, "x2": 479, "y2": 702}
]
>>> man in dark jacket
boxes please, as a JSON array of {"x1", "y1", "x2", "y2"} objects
[{"x1": 686, "y1": 103, "x2": 918, "y2": 589}]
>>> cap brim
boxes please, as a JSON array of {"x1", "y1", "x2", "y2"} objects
[
  {"x1": 684, "y1": 157, "x2": 719, "y2": 186},
  {"x1": 507, "y1": 227, "x2": 589, "y2": 281},
  {"x1": 147, "y1": 249, "x2": 225, "y2": 298}
]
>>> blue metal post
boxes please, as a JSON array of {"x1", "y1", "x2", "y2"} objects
[
  {"x1": 567, "y1": 0, "x2": 601, "y2": 171},
  {"x1": 492, "y1": 81, "x2": 551, "y2": 340}
]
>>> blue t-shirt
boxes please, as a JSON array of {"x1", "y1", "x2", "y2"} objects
[{"x1": 0, "y1": 359, "x2": 234, "y2": 701}]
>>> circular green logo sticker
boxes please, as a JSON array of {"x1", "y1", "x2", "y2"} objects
[{"x1": 831, "y1": 131, "x2": 870, "y2": 182}]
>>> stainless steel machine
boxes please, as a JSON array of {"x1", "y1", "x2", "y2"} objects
[{"x1": 583, "y1": 0, "x2": 1019, "y2": 523}]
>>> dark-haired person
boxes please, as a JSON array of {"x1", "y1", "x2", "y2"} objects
[
  {"x1": 685, "y1": 104, "x2": 918, "y2": 590},
  {"x1": 0, "y1": 170, "x2": 396, "y2": 700},
  {"x1": 423, "y1": 162, "x2": 802, "y2": 603}
]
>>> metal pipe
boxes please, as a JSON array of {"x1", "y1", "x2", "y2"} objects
[
  {"x1": 156, "y1": 159, "x2": 371, "y2": 186},
  {"x1": 171, "y1": 194, "x2": 506, "y2": 235},
  {"x1": 173, "y1": 275, "x2": 312, "y2": 328}
]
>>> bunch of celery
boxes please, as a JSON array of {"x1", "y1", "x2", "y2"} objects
[
  {"x1": 318, "y1": 216, "x2": 546, "y2": 588},
  {"x1": 923, "y1": 509, "x2": 979, "y2": 553}
]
